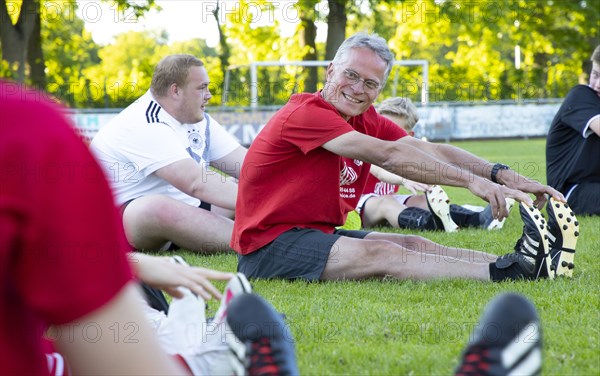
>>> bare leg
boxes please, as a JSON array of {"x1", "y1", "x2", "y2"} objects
[
  {"x1": 404, "y1": 194, "x2": 429, "y2": 210},
  {"x1": 364, "y1": 232, "x2": 498, "y2": 264},
  {"x1": 123, "y1": 195, "x2": 233, "y2": 253},
  {"x1": 321, "y1": 236, "x2": 490, "y2": 281},
  {"x1": 212, "y1": 205, "x2": 235, "y2": 220},
  {"x1": 362, "y1": 195, "x2": 407, "y2": 227}
]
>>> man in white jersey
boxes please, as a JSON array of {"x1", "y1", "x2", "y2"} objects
[{"x1": 91, "y1": 54, "x2": 244, "y2": 253}]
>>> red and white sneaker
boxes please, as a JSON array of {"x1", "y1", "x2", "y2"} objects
[
  {"x1": 213, "y1": 273, "x2": 252, "y2": 325},
  {"x1": 226, "y1": 294, "x2": 299, "y2": 376},
  {"x1": 455, "y1": 293, "x2": 541, "y2": 376}
]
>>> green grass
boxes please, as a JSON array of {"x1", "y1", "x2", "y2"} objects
[{"x1": 177, "y1": 138, "x2": 600, "y2": 375}]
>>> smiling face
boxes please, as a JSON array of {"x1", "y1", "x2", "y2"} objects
[
  {"x1": 323, "y1": 47, "x2": 387, "y2": 120},
  {"x1": 175, "y1": 65, "x2": 212, "y2": 124}
]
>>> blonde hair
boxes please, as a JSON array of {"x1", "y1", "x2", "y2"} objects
[
  {"x1": 377, "y1": 97, "x2": 419, "y2": 130},
  {"x1": 150, "y1": 54, "x2": 204, "y2": 97}
]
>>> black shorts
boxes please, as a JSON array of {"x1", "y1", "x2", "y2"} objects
[
  {"x1": 237, "y1": 227, "x2": 370, "y2": 281},
  {"x1": 566, "y1": 182, "x2": 600, "y2": 215}
]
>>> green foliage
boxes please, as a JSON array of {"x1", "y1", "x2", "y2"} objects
[
  {"x1": 84, "y1": 30, "x2": 168, "y2": 107},
  {"x1": 41, "y1": 2, "x2": 100, "y2": 107},
  {"x1": 381, "y1": 0, "x2": 598, "y2": 103},
  {"x1": 177, "y1": 138, "x2": 600, "y2": 375},
  {"x1": 11, "y1": 0, "x2": 595, "y2": 107}
]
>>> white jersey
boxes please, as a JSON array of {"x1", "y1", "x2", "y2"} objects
[{"x1": 90, "y1": 90, "x2": 240, "y2": 206}]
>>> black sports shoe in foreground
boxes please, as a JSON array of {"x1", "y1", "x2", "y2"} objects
[
  {"x1": 490, "y1": 203, "x2": 552, "y2": 281},
  {"x1": 226, "y1": 294, "x2": 299, "y2": 376},
  {"x1": 546, "y1": 198, "x2": 579, "y2": 278},
  {"x1": 455, "y1": 293, "x2": 542, "y2": 376}
]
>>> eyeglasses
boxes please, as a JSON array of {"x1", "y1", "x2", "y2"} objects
[{"x1": 342, "y1": 69, "x2": 381, "y2": 92}]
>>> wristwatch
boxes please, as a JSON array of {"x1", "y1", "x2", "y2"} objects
[{"x1": 490, "y1": 163, "x2": 509, "y2": 184}]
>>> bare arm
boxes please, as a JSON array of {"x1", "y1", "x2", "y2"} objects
[
  {"x1": 54, "y1": 283, "x2": 187, "y2": 375},
  {"x1": 210, "y1": 146, "x2": 247, "y2": 180},
  {"x1": 154, "y1": 159, "x2": 238, "y2": 210},
  {"x1": 399, "y1": 136, "x2": 564, "y2": 208},
  {"x1": 322, "y1": 131, "x2": 531, "y2": 219},
  {"x1": 369, "y1": 165, "x2": 430, "y2": 194}
]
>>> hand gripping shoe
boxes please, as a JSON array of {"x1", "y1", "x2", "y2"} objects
[
  {"x1": 546, "y1": 198, "x2": 579, "y2": 278},
  {"x1": 455, "y1": 293, "x2": 542, "y2": 376},
  {"x1": 426, "y1": 185, "x2": 459, "y2": 232}
]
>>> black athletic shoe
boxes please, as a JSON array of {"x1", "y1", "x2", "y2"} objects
[
  {"x1": 546, "y1": 198, "x2": 579, "y2": 278},
  {"x1": 455, "y1": 293, "x2": 542, "y2": 376},
  {"x1": 512, "y1": 202, "x2": 553, "y2": 279},
  {"x1": 226, "y1": 294, "x2": 299, "y2": 376}
]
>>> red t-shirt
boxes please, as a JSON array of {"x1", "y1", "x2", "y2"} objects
[
  {"x1": 0, "y1": 81, "x2": 133, "y2": 375},
  {"x1": 231, "y1": 92, "x2": 406, "y2": 254}
]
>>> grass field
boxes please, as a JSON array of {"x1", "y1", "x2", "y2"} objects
[{"x1": 178, "y1": 138, "x2": 599, "y2": 375}]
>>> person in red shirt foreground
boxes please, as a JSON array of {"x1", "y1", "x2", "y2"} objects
[{"x1": 0, "y1": 80, "x2": 297, "y2": 375}]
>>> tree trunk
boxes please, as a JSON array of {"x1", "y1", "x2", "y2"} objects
[
  {"x1": 325, "y1": 0, "x2": 347, "y2": 60},
  {"x1": 300, "y1": 11, "x2": 318, "y2": 92},
  {"x1": 212, "y1": 3, "x2": 231, "y2": 103},
  {"x1": 27, "y1": 6, "x2": 46, "y2": 90},
  {"x1": 0, "y1": 0, "x2": 38, "y2": 82}
]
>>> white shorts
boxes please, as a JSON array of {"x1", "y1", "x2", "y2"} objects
[{"x1": 356, "y1": 193, "x2": 412, "y2": 214}]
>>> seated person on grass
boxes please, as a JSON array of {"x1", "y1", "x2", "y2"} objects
[
  {"x1": 1, "y1": 79, "x2": 551, "y2": 376},
  {"x1": 344, "y1": 97, "x2": 515, "y2": 232},
  {"x1": 231, "y1": 32, "x2": 580, "y2": 284},
  {"x1": 0, "y1": 79, "x2": 297, "y2": 376},
  {"x1": 546, "y1": 44, "x2": 600, "y2": 215},
  {"x1": 91, "y1": 54, "x2": 244, "y2": 254}
]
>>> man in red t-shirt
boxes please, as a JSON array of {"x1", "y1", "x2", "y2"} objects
[{"x1": 232, "y1": 32, "x2": 570, "y2": 283}]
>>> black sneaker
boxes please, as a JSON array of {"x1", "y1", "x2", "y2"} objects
[
  {"x1": 455, "y1": 293, "x2": 542, "y2": 376},
  {"x1": 513, "y1": 202, "x2": 553, "y2": 279},
  {"x1": 426, "y1": 185, "x2": 459, "y2": 232},
  {"x1": 546, "y1": 198, "x2": 579, "y2": 278},
  {"x1": 225, "y1": 294, "x2": 299, "y2": 375}
]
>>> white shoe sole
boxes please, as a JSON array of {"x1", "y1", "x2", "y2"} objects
[
  {"x1": 548, "y1": 199, "x2": 579, "y2": 278},
  {"x1": 426, "y1": 186, "x2": 459, "y2": 232}
]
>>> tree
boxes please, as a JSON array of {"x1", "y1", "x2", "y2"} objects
[
  {"x1": 297, "y1": 0, "x2": 319, "y2": 93},
  {"x1": 41, "y1": 3, "x2": 99, "y2": 107},
  {"x1": 0, "y1": 0, "x2": 156, "y2": 85},
  {"x1": 324, "y1": 0, "x2": 347, "y2": 60},
  {"x1": 0, "y1": 0, "x2": 37, "y2": 82}
]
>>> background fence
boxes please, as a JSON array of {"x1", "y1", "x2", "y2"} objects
[{"x1": 70, "y1": 99, "x2": 562, "y2": 146}]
